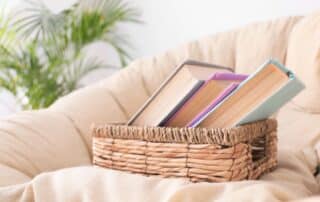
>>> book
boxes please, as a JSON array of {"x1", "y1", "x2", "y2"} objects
[
  {"x1": 127, "y1": 60, "x2": 233, "y2": 126},
  {"x1": 187, "y1": 83, "x2": 238, "y2": 127},
  {"x1": 164, "y1": 73, "x2": 248, "y2": 127},
  {"x1": 237, "y1": 60, "x2": 305, "y2": 125},
  {"x1": 193, "y1": 59, "x2": 305, "y2": 128}
]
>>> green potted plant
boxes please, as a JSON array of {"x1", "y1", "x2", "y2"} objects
[{"x1": 0, "y1": 0, "x2": 140, "y2": 110}]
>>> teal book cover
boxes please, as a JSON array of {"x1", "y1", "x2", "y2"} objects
[{"x1": 236, "y1": 59, "x2": 305, "y2": 125}]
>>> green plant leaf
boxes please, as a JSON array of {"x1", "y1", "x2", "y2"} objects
[
  {"x1": 62, "y1": 57, "x2": 105, "y2": 92},
  {"x1": 14, "y1": 0, "x2": 66, "y2": 42}
]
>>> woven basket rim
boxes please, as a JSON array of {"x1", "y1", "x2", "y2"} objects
[{"x1": 92, "y1": 119, "x2": 277, "y2": 146}]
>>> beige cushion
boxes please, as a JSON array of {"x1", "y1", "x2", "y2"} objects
[
  {"x1": 286, "y1": 11, "x2": 320, "y2": 112},
  {"x1": 0, "y1": 110, "x2": 90, "y2": 179},
  {"x1": 235, "y1": 16, "x2": 301, "y2": 73},
  {"x1": 0, "y1": 12, "x2": 320, "y2": 202},
  {"x1": 278, "y1": 103, "x2": 320, "y2": 150}
]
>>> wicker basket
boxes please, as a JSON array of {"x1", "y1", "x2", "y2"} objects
[{"x1": 92, "y1": 119, "x2": 277, "y2": 183}]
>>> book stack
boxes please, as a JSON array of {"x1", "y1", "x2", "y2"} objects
[{"x1": 128, "y1": 59, "x2": 304, "y2": 128}]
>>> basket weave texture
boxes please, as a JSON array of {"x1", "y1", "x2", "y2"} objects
[{"x1": 92, "y1": 119, "x2": 277, "y2": 183}]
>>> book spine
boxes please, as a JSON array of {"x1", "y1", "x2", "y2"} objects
[
  {"x1": 210, "y1": 73, "x2": 248, "y2": 81},
  {"x1": 187, "y1": 83, "x2": 239, "y2": 127}
]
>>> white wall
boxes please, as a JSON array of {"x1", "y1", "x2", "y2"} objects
[
  {"x1": 125, "y1": 0, "x2": 320, "y2": 58},
  {"x1": 20, "y1": 0, "x2": 320, "y2": 59},
  {"x1": 1, "y1": 0, "x2": 320, "y2": 116}
]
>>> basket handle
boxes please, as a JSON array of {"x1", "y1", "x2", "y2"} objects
[{"x1": 249, "y1": 131, "x2": 277, "y2": 180}]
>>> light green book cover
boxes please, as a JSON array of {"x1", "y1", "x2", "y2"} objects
[{"x1": 237, "y1": 59, "x2": 305, "y2": 125}]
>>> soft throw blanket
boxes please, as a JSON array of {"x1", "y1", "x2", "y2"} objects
[{"x1": 1, "y1": 148, "x2": 318, "y2": 202}]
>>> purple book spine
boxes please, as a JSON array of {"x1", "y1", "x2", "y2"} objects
[
  {"x1": 209, "y1": 72, "x2": 248, "y2": 81},
  {"x1": 186, "y1": 83, "x2": 239, "y2": 127}
]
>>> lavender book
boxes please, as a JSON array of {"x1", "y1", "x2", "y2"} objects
[{"x1": 164, "y1": 73, "x2": 248, "y2": 127}]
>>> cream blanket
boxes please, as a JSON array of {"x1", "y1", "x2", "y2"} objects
[{"x1": 0, "y1": 148, "x2": 319, "y2": 202}]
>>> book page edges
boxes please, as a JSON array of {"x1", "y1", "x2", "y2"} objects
[
  {"x1": 189, "y1": 59, "x2": 287, "y2": 127},
  {"x1": 159, "y1": 81, "x2": 204, "y2": 126},
  {"x1": 127, "y1": 60, "x2": 233, "y2": 125},
  {"x1": 187, "y1": 83, "x2": 239, "y2": 127},
  {"x1": 236, "y1": 75, "x2": 305, "y2": 125}
]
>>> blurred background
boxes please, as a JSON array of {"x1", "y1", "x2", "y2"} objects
[{"x1": 0, "y1": 0, "x2": 319, "y2": 117}]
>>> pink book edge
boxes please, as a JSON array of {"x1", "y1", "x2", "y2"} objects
[
  {"x1": 164, "y1": 73, "x2": 247, "y2": 126},
  {"x1": 186, "y1": 83, "x2": 239, "y2": 127}
]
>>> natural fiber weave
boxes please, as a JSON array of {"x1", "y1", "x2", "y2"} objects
[{"x1": 92, "y1": 119, "x2": 277, "y2": 183}]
